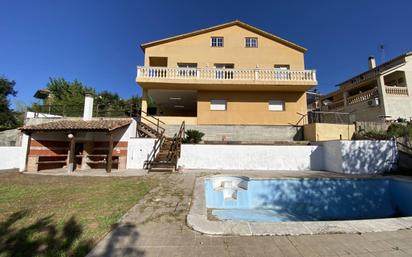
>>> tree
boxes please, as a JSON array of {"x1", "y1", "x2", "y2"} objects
[
  {"x1": 31, "y1": 78, "x2": 96, "y2": 117},
  {"x1": 31, "y1": 77, "x2": 142, "y2": 117},
  {"x1": 0, "y1": 76, "x2": 19, "y2": 129},
  {"x1": 46, "y1": 78, "x2": 96, "y2": 106}
]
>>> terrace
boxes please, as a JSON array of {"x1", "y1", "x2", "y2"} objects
[{"x1": 136, "y1": 66, "x2": 317, "y2": 89}]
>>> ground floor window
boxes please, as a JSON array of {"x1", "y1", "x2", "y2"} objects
[
  {"x1": 268, "y1": 100, "x2": 284, "y2": 111},
  {"x1": 210, "y1": 99, "x2": 227, "y2": 111}
]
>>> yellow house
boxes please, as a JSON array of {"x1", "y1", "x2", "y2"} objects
[{"x1": 136, "y1": 20, "x2": 317, "y2": 127}]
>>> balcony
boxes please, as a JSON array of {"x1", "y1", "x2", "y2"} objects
[
  {"x1": 385, "y1": 86, "x2": 409, "y2": 96},
  {"x1": 347, "y1": 88, "x2": 379, "y2": 105},
  {"x1": 136, "y1": 66, "x2": 317, "y2": 90}
]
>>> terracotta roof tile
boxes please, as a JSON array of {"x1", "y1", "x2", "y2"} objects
[{"x1": 20, "y1": 119, "x2": 131, "y2": 132}]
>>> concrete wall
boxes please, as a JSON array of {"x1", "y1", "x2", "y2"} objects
[
  {"x1": 177, "y1": 140, "x2": 397, "y2": 174},
  {"x1": 178, "y1": 144, "x2": 323, "y2": 171},
  {"x1": 354, "y1": 121, "x2": 391, "y2": 133},
  {"x1": 345, "y1": 101, "x2": 384, "y2": 122},
  {"x1": 0, "y1": 129, "x2": 22, "y2": 146},
  {"x1": 323, "y1": 140, "x2": 397, "y2": 174},
  {"x1": 0, "y1": 134, "x2": 29, "y2": 171},
  {"x1": 304, "y1": 123, "x2": 355, "y2": 141},
  {"x1": 163, "y1": 124, "x2": 303, "y2": 142},
  {"x1": 126, "y1": 138, "x2": 156, "y2": 169}
]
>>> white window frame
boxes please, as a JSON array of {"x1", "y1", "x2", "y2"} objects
[
  {"x1": 210, "y1": 99, "x2": 226, "y2": 111},
  {"x1": 211, "y1": 37, "x2": 224, "y2": 47},
  {"x1": 177, "y1": 63, "x2": 198, "y2": 77},
  {"x1": 268, "y1": 100, "x2": 284, "y2": 111},
  {"x1": 274, "y1": 65, "x2": 290, "y2": 70},
  {"x1": 245, "y1": 37, "x2": 258, "y2": 48}
]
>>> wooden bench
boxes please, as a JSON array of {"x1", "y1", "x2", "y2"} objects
[{"x1": 36, "y1": 155, "x2": 69, "y2": 171}]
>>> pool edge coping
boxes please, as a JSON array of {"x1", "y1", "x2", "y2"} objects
[{"x1": 186, "y1": 176, "x2": 412, "y2": 236}]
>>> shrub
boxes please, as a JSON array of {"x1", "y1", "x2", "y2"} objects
[
  {"x1": 183, "y1": 129, "x2": 205, "y2": 144},
  {"x1": 387, "y1": 123, "x2": 410, "y2": 138}
]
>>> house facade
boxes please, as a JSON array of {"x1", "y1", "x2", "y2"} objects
[
  {"x1": 136, "y1": 20, "x2": 317, "y2": 126},
  {"x1": 320, "y1": 53, "x2": 412, "y2": 122}
]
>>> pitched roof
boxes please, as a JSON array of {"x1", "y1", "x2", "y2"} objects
[
  {"x1": 141, "y1": 20, "x2": 307, "y2": 52},
  {"x1": 33, "y1": 89, "x2": 50, "y2": 99},
  {"x1": 20, "y1": 119, "x2": 131, "y2": 132},
  {"x1": 338, "y1": 52, "x2": 412, "y2": 87}
]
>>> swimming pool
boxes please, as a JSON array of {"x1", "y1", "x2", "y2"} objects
[{"x1": 205, "y1": 177, "x2": 412, "y2": 222}]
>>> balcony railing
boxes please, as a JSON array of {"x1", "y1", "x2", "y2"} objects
[
  {"x1": 385, "y1": 86, "x2": 409, "y2": 96},
  {"x1": 347, "y1": 88, "x2": 379, "y2": 105},
  {"x1": 137, "y1": 66, "x2": 317, "y2": 83}
]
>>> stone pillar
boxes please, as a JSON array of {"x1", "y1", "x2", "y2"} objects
[
  {"x1": 27, "y1": 156, "x2": 39, "y2": 172},
  {"x1": 118, "y1": 156, "x2": 127, "y2": 170},
  {"x1": 81, "y1": 141, "x2": 94, "y2": 170}
]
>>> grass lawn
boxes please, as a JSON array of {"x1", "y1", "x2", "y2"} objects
[{"x1": 0, "y1": 171, "x2": 157, "y2": 257}]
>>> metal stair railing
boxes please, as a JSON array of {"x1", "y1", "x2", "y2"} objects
[
  {"x1": 144, "y1": 130, "x2": 165, "y2": 170},
  {"x1": 169, "y1": 121, "x2": 185, "y2": 169}
]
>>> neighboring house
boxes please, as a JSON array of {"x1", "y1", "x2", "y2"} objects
[
  {"x1": 320, "y1": 53, "x2": 412, "y2": 122},
  {"x1": 136, "y1": 20, "x2": 317, "y2": 128}
]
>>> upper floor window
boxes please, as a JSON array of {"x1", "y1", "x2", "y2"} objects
[
  {"x1": 274, "y1": 65, "x2": 290, "y2": 80},
  {"x1": 211, "y1": 37, "x2": 224, "y2": 47},
  {"x1": 177, "y1": 63, "x2": 198, "y2": 77},
  {"x1": 245, "y1": 37, "x2": 258, "y2": 48},
  {"x1": 274, "y1": 64, "x2": 290, "y2": 70}
]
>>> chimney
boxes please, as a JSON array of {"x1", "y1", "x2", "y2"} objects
[
  {"x1": 83, "y1": 93, "x2": 94, "y2": 121},
  {"x1": 368, "y1": 56, "x2": 376, "y2": 70}
]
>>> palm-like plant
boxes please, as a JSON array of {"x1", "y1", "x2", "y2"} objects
[{"x1": 183, "y1": 129, "x2": 205, "y2": 144}]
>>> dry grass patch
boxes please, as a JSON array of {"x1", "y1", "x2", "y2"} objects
[{"x1": 0, "y1": 172, "x2": 157, "y2": 257}]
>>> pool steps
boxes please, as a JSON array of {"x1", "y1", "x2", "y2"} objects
[{"x1": 210, "y1": 176, "x2": 249, "y2": 200}]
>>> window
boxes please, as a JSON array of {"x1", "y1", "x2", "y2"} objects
[
  {"x1": 245, "y1": 37, "x2": 258, "y2": 48},
  {"x1": 210, "y1": 100, "x2": 226, "y2": 111},
  {"x1": 268, "y1": 100, "x2": 284, "y2": 111},
  {"x1": 274, "y1": 65, "x2": 290, "y2": 80},
  {"x1": 211, "y1": 37, "x2": 224, "y2": 47},
  {"x1": 177, "y1": 63, "x2": 198, "y2": 77},
  {"x1": 274, "y1": 65, "x2": 290, "y2": 70},
  {"x1": 214, "y1": 63, "x2": 234, "y2": 79}
]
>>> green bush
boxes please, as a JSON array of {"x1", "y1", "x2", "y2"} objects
[
  {"x1": 387, "y1": 123, "x2": 412, "y2": 138},
  {"x1": 353, "y1": 122, "x2": 412, "y2": 140},
  {"x1": 183, "y1": 129, "x2": 205, "y2": 144}
]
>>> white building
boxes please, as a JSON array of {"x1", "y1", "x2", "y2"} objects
[{"x1": 321, "y1": 52, "x2": 412, "y2": 122}]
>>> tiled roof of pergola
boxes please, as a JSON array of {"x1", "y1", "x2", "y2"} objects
[{"x1": 20, "y1": 119, "x2": 131, "y2": 132}]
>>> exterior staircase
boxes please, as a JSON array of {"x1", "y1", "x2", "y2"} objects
[
  {"x1": 148, "y1": 137, "x2": 177, "y2": 172},
  {"x1": 137, "y1": 122, "x2": 162, "y2": 138},
  {"x1": 137, "y1": 113, "x2": 185, "y2": 172}
]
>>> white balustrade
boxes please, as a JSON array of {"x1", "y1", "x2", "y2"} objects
[
  {"x1": 137, "y1": 66, "x2": 317, "y2": 83},
  {"x1": 385, "y1": 86, "x2": 409, "y2": 96},
  {"x1": 347, "y1": 88, "x2": 379, "y2": 105}
]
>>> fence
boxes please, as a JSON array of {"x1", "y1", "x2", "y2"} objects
[
  {"x1": 307, "y1": 111, "x2": 351, "y2": 124},
  {"x1": 30, "y1": 104, "x2": 141, "y2": 118}
]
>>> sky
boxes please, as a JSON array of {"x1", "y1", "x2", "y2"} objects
[{"x1": 1, "y1": 0, "x2": 412, "y2": 108}]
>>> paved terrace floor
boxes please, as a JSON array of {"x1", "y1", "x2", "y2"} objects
[{"x1": 76, "y1": 170, "x2": 412, "y2": 257}]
